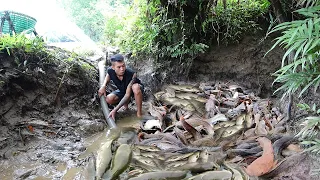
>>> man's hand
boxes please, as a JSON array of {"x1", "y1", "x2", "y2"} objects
[
  {"x1": 108, "y1": 109, "x2": 116, "y2": 120},
  {"x1": 98, "y1": 86, "x2": 106, "y2": 97}
]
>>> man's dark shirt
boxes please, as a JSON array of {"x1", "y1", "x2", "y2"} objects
[{"x1": 107, "y1": 67, "x2": 141, "y2": 93}]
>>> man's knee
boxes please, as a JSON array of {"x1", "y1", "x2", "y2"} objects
[
  {"x1": 132, "y1": 84, "x2": 142, "y2": 95},
  {"x1": 106, "y1": 94, "x2": 118, "y2": 104}
]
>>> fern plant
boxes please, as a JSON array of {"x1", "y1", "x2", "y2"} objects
[
  {"x1": 297, "y1": 103, "x2": 320, "y2": 153},
  {"x1": 267, "y1": 5, "x2": 320, "y2": 98},
  {"x1": 267, "y1": 1, "x2": 320, "y2": 154}
]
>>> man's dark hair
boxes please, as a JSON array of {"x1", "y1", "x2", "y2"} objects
[{"x1": 110, "y1": 54, "x2": 124, "y2": 62}]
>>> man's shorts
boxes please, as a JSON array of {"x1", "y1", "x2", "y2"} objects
[{"x1": 111, "y1": 83, "x2": 145, "y2": 100}]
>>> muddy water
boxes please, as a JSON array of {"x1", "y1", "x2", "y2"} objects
[
  {"x1": 0, "y1": 116, "x2": 141, "y2": 180},
  {"x1": 80, "y1": 116, "x2": 140, "y2": 159}
]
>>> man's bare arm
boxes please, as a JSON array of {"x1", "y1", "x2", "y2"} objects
[
  {"x1": 98, "y1": 73, "x2": 110, "y2": 97},
  {"x1": 112, "y1": 73, "x2": 137, "y2": 111},
  {"x1": 101, "y1": 73, "x2": 110, "y2": 87}
]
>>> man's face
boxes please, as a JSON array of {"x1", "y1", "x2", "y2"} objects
[{"x1": 112, "y1": 61, "x2": 126, "y2": 76}]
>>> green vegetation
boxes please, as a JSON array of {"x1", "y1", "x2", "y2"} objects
[
  {"x1": 268, "y1": 5, "x2": 320, "y2": 98},
  {"x1": 0, "y1": 33, "x2": 48, "y2": 66},
  {"x1": 0, "y1": 34, "x2": 96, "y2": 80},
  {"x1": 109, "y1": 0, "x2": 270, "y2": 57},
  {"x1": 60, "y1": 0, "x2": 269, "y2": 57},
  {"x1": 268, "y1": 0, "x2": 320, "y2": 153}
]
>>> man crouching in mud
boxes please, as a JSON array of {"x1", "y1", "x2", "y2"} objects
[{"x1": 98, "y1": 54, "x2": 144, "y2": 120}]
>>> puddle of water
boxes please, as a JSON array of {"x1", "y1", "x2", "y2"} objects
[
  {"x1": 116, "y1": 115, "x2": 141, "y2": 128},
  {"x1": 79, "y1": 128, "x2": 110, "y2": 159},
  {"x1": 0, "y1": 162, "x2": 45, "y2": 180},
  {"x1": 57, "y1": 162, "x2": 67, "y2": 172},
  {"x1": 0, "y1": 115, "x2": 141, "y2": 180},
  {"x1": 79, "y1": 115, "x2": 140, "y2": 159},
  {"x1": 0, "y1": 164, "x2": 13, "y2": 180},
  {"x1": 33, "y1": 176, "x2": 52, "y2": 180}
]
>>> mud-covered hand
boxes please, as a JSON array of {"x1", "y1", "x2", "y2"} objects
[
  {"x1": 108, "y1": 109, "x2": 116, "y2": 121},
  {"x1": 98, "y1": 86, "x2": 106, "y2": 97}
]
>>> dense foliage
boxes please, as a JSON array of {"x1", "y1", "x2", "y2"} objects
[
  {"x1": 115, "y1": 0, "x2": 269, "y2": 57},
  {"x1": 268, "y1": 0, "x2": 320, "y2": 153},
  {"x1": 60, "y1": 0, "x2": 269, "y2": 58}
]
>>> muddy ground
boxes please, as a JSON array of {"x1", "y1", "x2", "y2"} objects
[{"x1": 0, "y1": 37, "x2": 319, "y2": 179}]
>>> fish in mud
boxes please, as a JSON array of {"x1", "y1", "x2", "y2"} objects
[
  {"x1": 227, "y1": 146, "x2": 262, "y2": 157},
  {"x1": 208, "y1": 113, "x2": 228, "y2": 125},
  {"x1": 236, "y1": 114, "x2": 246, "y2": 125},
  {"x1": 223, "y1": 162, "x2": 245, "y2": 180},
  {"x1": 174, "y1": 127, "x2": 188, "y2": 145},
  {"x1": 162, "y1": 97, "x2": 196, "y2": 111},
  {"x1": 213, "y1": 121, "x2": 236, "y2": 130},
  {"x1": 180, "y1": 116, "x2": 202, "y2": 140},
  {"x1": 167, "y1": 84, "x2": 202, "y2": 93},
  {"x1": 177, "y1": 162, "x2": 218, "y2": 173},
  {"x1": 255, "y1": 120, "x2": 268, "y2": 136},
  {"x1": 134, "y1": 145, "x2": 161, "y2": 152},
  {"x1": 166, "y1": 152, "x2": 195, "y2": 162},
  {"x1": 154, "y1": 91, "x2": 166, "y2": 100},
  {"x1": 132, "y1": 155, "x2": 161, "y2": 171},
  {"x1": 140, "y1": 151, "x2": 165, "y2": 161},
  {"x1": 245, "y1": 137, "x2": 275, "y2": 177},
  {"x1": 188, "y1": 151, "x2": 200, "y2": 163},
  {"x1": 199, "y1": 149, "x2": 209, "y2": 163},
  {"x1": 188, "y1": 99, "x2": 206, "y2": 115},
  {"x1": 142, "y1": 132, "x2": 185, "y2": 147},
  {"x1": 221, "y1": 125, "x2": 244, "y2": 138},
  {"x1": 261, "y1": 152, "x2": 307, "y2": 179},
  {"x1": 175, "y1": 92, "x2": 207, "y2": 103},
  {"x1": 166, "y1": 160, "x2": 189, "y2": 169},
  {"x1": 82, "y1": 153, "x2": 96, "y2": 180},
  {"x1": 96, "y1": 140, "x2": 113, "y2": 179},
  {"x1": 150, "y1": 141, "x2": 182, "y2": 151},
  {"x1": 105, "y1": 144, "x2": 132, "y2": 180},
  {"x1": 148, "y1": 103, "x2": 166, "y2": 130},
  {"x1": 191, "y1": 136, "x2": 216, "y2": 147},
  {"x1": 188, "y1": 170, "x2": 233, "y2": 180},
  {"x1": 236, "y1": 142, "x2": 259, "y2": 149},
  {"x1": 272, "y1": 135, "x2": 295, "y2": 159},
  {"x1": 245, "y1": 112, "x2": 254, "y2": 128},
  {"x1": 175, "y1": 118, "x2": 214, "y2": 136},
  {"x1": 128, "y1": 168, "x2": 145, "y2": 179},
  {"x1": 129, "y1": 170, "x2": 187, "y2": 180}
]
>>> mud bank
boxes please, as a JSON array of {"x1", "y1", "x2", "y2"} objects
[
  {"x1": 189, "y1": 36, "x2": 284, "y2": 98},
  {"x1": 0, "y1": 47, "x2": 105, "y2": 179}
]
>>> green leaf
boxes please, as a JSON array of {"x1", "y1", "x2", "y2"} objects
[{"x1": 312, "y1": 103, "x2": 317, "y2": 112}]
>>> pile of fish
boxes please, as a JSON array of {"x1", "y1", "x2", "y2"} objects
[{"x1": 89, "y1": 82, "x2": 306, "y2": 180}]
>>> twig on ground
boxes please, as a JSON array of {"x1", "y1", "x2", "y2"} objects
[
  {"x1": 55, "y1": 127, "x2": 63, "y2": 138},
  {"x1": 18, "y1": 127, "x2": 25, "y2": 146}
]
